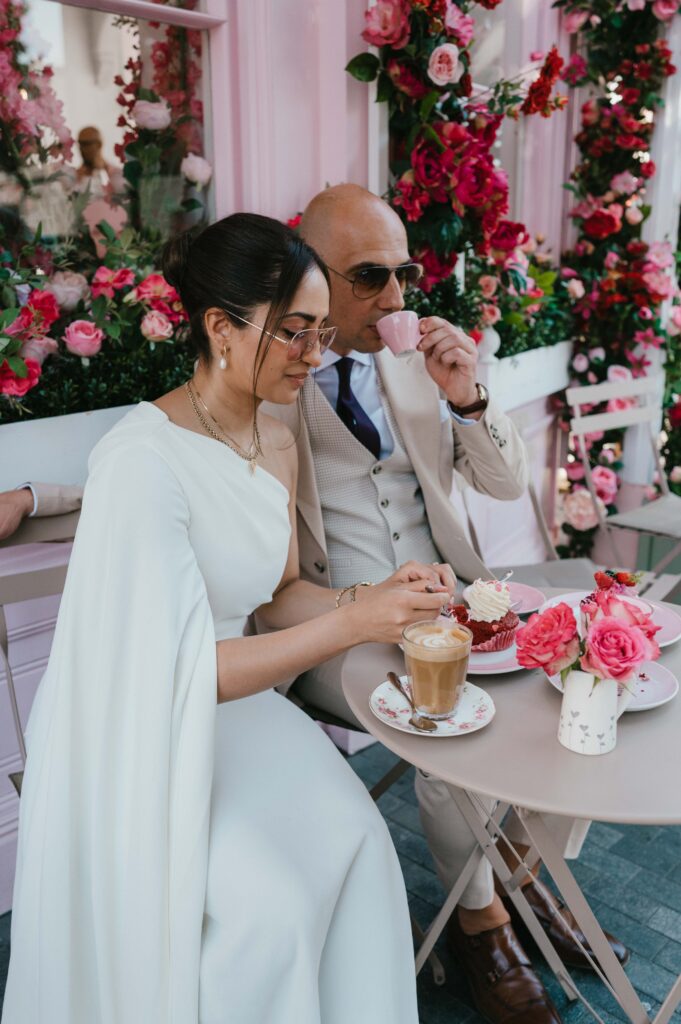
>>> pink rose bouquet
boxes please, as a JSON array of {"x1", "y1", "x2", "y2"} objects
[
  {"x1": 580, "y1": 616, "x2": 655, "y2": 683},
  {"x1": 516, "y1": 603, "x2": 581, "y2": 677}
]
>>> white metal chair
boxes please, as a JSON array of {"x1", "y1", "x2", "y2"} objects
[
  {"x1": 566, "y1": 376, "x2": 681, "y2": 578},
  {"x1": 0, "y1": 512, "x2": 78, "y2": 795}
]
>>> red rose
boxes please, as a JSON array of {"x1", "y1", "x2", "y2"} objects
[
  {"x1": 451, "y1": 158, "x2": 495, "y2": 210},
  {"x1": 634, "y1": 61, "x2": 653, "y2": 80},
  {"x1": 4, "y1": 306, "x2": 35, "y2": 339},
  {"x1": 669, "y1": 400, "x2": 681, "y2": 430},
  {"x1": 287, "y1": 214, "x2": 302, "y2": 229},
  {"x1": 615, "y1": 133, "x2": 645, "y2": 150},
  {"x1": 582, "y1": 209, "x2": 622, "y2": 240},
  {"x1": 26, "y1": 289, "x2": 60, "y2": 330},
  {"x1": 620, "y1": 87, "x2": 641, "y2": 106},
  {"x1": 414, "y1": 247, "x2": 458, "y2": 292},
  {"x1": 393, "y1": 172, "x2": 431, "y2": 221},
  {"x1": 489, "y1": 220, "x2": 529, "y2": 252},
  {"x1": 386, "y1": 58, "x2": 429, "y2": 99},
  {"x1": 516, "y1": 603, "x2": 580, "y2": 677},
  {"x1": 0, "y1": 357, "x2": 41, "y2": 397},
  {"x1": 412, "y1": 141, "x2": 452, "y2": 202},
  {"x1": 477, "y1": 0, "x2": 503, "y2": 7},
  {"x1": 640, "y1": 160, "x2": 656, "y2": 179}
]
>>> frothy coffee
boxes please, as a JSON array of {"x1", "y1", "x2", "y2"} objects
[{"x1": 402, "y1": 622, "x2": 472, "y2": 720}]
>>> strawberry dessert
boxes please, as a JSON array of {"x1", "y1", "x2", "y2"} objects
[{"x1": 451, "y1": 578, "x2": 519, "y2": 653}]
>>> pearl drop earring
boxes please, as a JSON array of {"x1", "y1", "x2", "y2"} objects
[{"x1": 219, "y1": 346, "x2": 228, "y2": 370}]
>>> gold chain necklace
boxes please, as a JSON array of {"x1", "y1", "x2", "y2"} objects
[
  {"x1": 185, "y1": 381, "x2": 262, "y2": 475},
  {"x1": 193, "y1": 382, "x2": 263, "y2": 459}
]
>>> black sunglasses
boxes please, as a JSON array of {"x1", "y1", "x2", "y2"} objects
[{"x1": 328, "y1": 263, "x2": 424, "y2": 299}]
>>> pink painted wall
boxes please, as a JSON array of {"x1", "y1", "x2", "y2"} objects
[{"x1": 209, "y1": 0, "x2": 375, "y2": 221}]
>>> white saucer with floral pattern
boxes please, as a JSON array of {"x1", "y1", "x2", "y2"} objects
[{"x1": 369, "y1": 677, "x2": 495, "y2": 737}]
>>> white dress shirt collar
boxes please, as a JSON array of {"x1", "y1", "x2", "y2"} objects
[{"x1": 319, "y1": 348, "x2": 374, "y2": 371}]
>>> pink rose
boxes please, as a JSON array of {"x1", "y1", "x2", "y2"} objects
[
  {"x1": 180, "y1": 153, "x2": 213, "y2": 187},
  {"x1": 563, "y1": 9, "x2": 589, "y2": 32},
  {"x1": 647, "y1": 242, "x2": 674, "y2": 269},
  {"x1": 0, "y1": 357, "x2": 41, "y2": 397},
  {"x1": 64, "y1": 319, "x2": 104, "y2": 357},
  {"x1": 48, "y1": 270, "x2": 89, "y2": 311},
  {"x1": 444, "y1": 4, "x2": 475, "y2": 47},
  {"x1": 627, "y1": 0, "x2": 646, "y2": 8},
  {"x1": 428, "y1": 44, "x2": 463, "y2": 87},
  {"x1": 516, "y1": 603, "x2": 580, "y2": 677},
  {"x1": 625, "y1": 206, "x2": 643, "y2": 226},
  {"x1": 610, "y1": 171, "x2": 641, "y2": 195},
  {"x1": 572, "y1": 353, "x2": 589, "y2": 373},
  {"x1": 584, "y1": 591, "x2": 661, "y2": 646},
  {"x1": 581, "y1": 616, "x2": 657, "y2": 683},
  {"x1": 91, "y1": 267, "x2": 117, "y2": 300},
  {"x1": 607, "y1": 364, "x2": 632, "y2": 383},
  {"x1": 669, "y1": 466, "x2": 681, "y2": 484},
  {"x1": 591, "y1": 465, "x2": 619, "y2": 504},
  {"x1": 480, "y1": 303, "x2": 501, "y2": 326},
  {"x1": 590, "y1": 347, "x2": 606, "y2": 361},
  {"x1": 566, "y1": 461, "x2": 585, "y2": 481},
  {"x1": 140, "y1": 310, "x2": 174, "y2": 343},
  {"x1": 667, "y1": 305, "x2": 681, "y2": 337},
  {"x1": 361, "y1": 0, "x2": 411, "y2": 49},
  {"x1": 132, "y1": 99, "x2": 172, "y2": 131},
  {"x1": 639, "y1": 306, "x2": 653, "y2": 320},
  {"x1": 567, "y1": 279, "x2": 585, "y2": 301},
  {"x1": 643, "y1": 269, "x2": 674, "y2": 301},
  {"x1": 478, "y1": 275, "x2": 498, "y2": 299},
  {"x1": 563, "y1": 489, "x2": 604, "y2": 531},
  {"x1": 606, "y1": 396, "x2": 637, "y2": 415},
  {"x1": 19, "y1": 336, "x2": 58, "y2": 366},
  {"x1": 652, "y1": 0, "x2": 680, "y2": 19}
]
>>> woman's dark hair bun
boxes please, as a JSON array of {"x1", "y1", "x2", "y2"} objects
[
  {"x1": 161, "y1": 212, "x2": 329, "y2": 366},
  {"x1": 161, "y1": 229, "x2": 195, "y2": 293}
]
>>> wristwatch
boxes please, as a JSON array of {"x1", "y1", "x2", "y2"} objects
[{"x1": 448, "y1": 382, "x2": 489, "y2": 417}]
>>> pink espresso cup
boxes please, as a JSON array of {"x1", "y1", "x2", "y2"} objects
[{"x1": 376, "y1": 311, "x2": 421, "y2": 357}]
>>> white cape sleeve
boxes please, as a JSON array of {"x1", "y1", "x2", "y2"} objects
[{"x1": 3, "y1": 437, "x2": 217, "y2": 1024}]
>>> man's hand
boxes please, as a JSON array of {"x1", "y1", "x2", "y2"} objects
[
  {"x1": 0, "y1": 488, "x2": 33, "y2": 541},
  {"x1": 417, "y1": 316, "x2": 480, "y2": 413}
]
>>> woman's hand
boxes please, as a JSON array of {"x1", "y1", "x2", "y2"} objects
[
  {"x1": 348, "y1": 579, "x2": 449, "y2": 646},
  {"x1": 358, "y1": 560, "x2": 457, "y2": 602}
]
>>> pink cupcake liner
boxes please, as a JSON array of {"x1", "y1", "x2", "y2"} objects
[{"x1": 472, "y1": 628, "x2": 517, "y2": 653}]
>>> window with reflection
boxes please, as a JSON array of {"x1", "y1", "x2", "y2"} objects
[{"x1": 0, "y1": 0, "x2": 211, "y2": 420}]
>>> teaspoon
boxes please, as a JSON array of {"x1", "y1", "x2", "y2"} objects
[{"x1": 387, "y1": 671, "x2": 437, "y2": 733}]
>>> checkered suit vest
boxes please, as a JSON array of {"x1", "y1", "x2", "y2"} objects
[{"x1": 300, "y1": 378, "x2": 441, "y2": 588}]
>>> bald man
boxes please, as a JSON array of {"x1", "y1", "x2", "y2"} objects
[{"x1": 262, "y1": 185, "x2": 626, "y2": 1024}]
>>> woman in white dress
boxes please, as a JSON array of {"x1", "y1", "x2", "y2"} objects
[{"x1": 3, "y1": 213, "x2": 456, "y2": 1024}]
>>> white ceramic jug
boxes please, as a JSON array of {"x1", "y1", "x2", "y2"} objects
[{"x1": 557, "y1": 670, "x2": 633, "y2": 756}]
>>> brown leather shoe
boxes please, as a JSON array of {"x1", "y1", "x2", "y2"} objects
[
  {"x1": 503, "y1": 883, "x2": 630, "y2": 972},
  {"x1": 447, "y1": 916, "x2": 562, "y2": 1023}
]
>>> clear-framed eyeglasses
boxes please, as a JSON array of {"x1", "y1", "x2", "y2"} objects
[{"x1": 229, "y1": 312, "x2": 337, "y2": 361}]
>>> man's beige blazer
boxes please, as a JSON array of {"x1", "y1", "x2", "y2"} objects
[{"x1": 263, "y1": 349, "x2": 528, "y2": 586}]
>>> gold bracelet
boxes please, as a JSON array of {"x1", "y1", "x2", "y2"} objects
[{"x1": 335, "y1": 580, "x2": 374, "y2": 608}]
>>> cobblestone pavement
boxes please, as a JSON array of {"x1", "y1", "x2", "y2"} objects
[{"x1": 3, "y1": 743, "x2": 681, "y2": 1022}]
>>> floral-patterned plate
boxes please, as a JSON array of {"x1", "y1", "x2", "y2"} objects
[
  {"x1": 546, "y1": 661, "x2": 679, "y2": 712},
  {"x1": 369, "y1": 677, "x2": 495, "y2": 737}
]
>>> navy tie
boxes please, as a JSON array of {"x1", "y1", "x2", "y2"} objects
[{"x1": 335, "y1": 357, "x2": 381, "y2": 460}]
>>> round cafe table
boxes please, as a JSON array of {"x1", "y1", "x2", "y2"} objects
[{"x1": 341, "y1": 593, "x2": 681, "y2": 1024}]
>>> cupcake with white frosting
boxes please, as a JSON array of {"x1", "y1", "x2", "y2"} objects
[{"x1": 451, "y1": 578, "x2": 520, "y2": 652}]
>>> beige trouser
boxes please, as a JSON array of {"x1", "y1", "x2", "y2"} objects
[{"x1": 294, "y1": 656, "x2": 590, "y2": 910}]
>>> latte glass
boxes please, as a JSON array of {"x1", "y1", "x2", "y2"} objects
[{"x1": 402, "y1": 621, "x2": 473, "y2": 720}]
